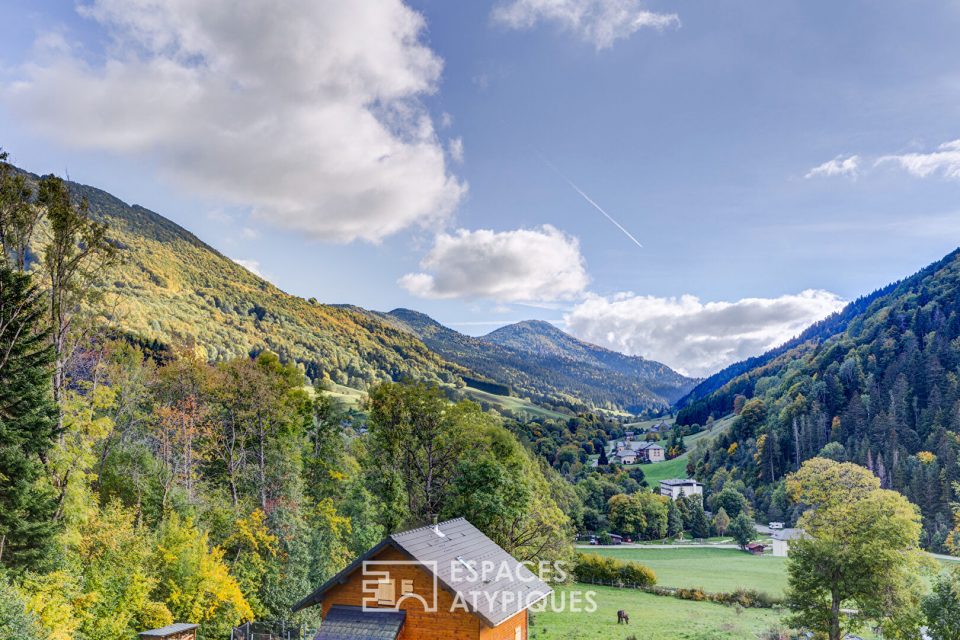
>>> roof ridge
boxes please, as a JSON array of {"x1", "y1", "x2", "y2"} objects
[{"x1": 391, "y1": 517, "x2": 467, "y2": 538}]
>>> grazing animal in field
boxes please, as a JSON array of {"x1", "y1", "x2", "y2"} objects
[{"x1": 617, "y1": 610, "x2": 629, "y2": 624}]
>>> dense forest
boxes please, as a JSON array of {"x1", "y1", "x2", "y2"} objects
[
  {"x1": 683, "y1": 248, "x2": 960, "y2": 551},
  {"x1": 0, "y1": 154, "x2": 579, "y2": 640}
]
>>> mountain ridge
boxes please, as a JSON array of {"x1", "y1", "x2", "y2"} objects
[
  {"x1": 16, "y1": 166, "x2": 693, "y2": 415},
  {"x1": 379, "y1": 308, "x2": 696, "y2": 412}
]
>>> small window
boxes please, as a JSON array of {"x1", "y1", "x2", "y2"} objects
[
  {"x1": 515, "y1": 624, "x2": 523, "y2": 640},
  {"x1": 400, "y1": 579, "x2": 414, "y2": 595},
  {"x1": 377, "y1": 579, "x2": 395, "y2": 605}
]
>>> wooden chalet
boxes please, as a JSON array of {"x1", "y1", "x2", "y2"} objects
[{"x1": 292, "y1": 518, "x2": 552, "y2": 640}]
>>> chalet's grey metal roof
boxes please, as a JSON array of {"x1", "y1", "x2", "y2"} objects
[
  {"x1": 616, "y1": 450, "x2": 637, "y2": 457},
  {"x1": 292, "y1": 518, "x2": 552, "y2": 628},
  {"x1": 316, "y1": 606, "x2": 405, "y2": 640},
  {"x1": 138, "y1": 623, "x2": 198, "y2": 637}
]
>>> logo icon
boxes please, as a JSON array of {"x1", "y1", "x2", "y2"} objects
[{"x1": 361, "y1": 560, "x2": 438, "y2": 613}]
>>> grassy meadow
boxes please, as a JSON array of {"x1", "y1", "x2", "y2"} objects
[
  {"x1": 585, "y1": 547, "x2": 789, "y2": 596},
  {"x1": 528, "y1": 584, "x2": 785, "y2": 640},
  {"x1": 459, "y1": 386, "x2": 571, "y2": 420}
]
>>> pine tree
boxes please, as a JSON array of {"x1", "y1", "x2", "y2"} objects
[
  {"x1": 0, "y1": 265, "x2": 58, "y2": 570},
  {"x1": 597, "y1": 445, "x2": 609, "y2": 466},
  {"x1": 667, "y1": 499, "x2": 683, "y2": 537},
  {"x1": 688, "y1": 499, "x2": 711, "y2": 539}
]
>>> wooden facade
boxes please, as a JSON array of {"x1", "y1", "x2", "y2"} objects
[
  {"x1": 294, "y1": 518, "x2": 547, "y2": 640},
  {"x1": 318, "y1": 546, "x2": 528, "y2": 640}
]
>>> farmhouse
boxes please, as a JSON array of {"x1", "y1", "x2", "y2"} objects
[
  {"x1": 632, "y1": 441, "x2": 665, "y2": 463},
  {"x1": 771, "y1": 528, "x2": 804, "y2": 557},
  {"x1": 292, "y1": 518, "x2": 551, "y2": 640},
  {"x1": 649, "y1": 420, "x2": 670, "y2": 433},
  {"x1": 615, "y1": 449, "x2": 638, "y2": 465},
  {"x1": 659, "y1": 479, "x2": 703, "y2": 500}
]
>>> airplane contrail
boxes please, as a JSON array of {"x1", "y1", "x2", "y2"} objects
[{"x1": 536, "y1": 151, "x2": 644, "y2": 249}]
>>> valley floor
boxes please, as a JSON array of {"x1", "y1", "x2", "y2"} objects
[{"x1": 582, "y1": 547, "x2": 788, "y2": 596}]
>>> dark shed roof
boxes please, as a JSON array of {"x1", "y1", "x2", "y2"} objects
[
  {"x1": 292, "y1": 518, "x2": 552, "y2": 627},
  {"x1": 316, "y1": 606, "x2": 405, "y2": 640},
  {"x1": 138, "y1": 623, "x2": 198, "y2": 638}
]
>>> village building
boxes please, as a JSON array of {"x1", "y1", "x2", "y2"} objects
[
  {"x1": 632, "y1": 441, "x2": 665, "y2": 463},
  {"x1": 771, "y1": 528, "x2": 804, "y2": 557},
  {"x1": 649, "y1": 420, "x2": 670, "y2": 433},
  {"x1": 658, "y1": 479, "x2": 704, "y2": 500},
  {"x1": 292, "y1": 518, "x2": 551, "y2": 640},
  {"x1": 609, "y1": 441, "x2": 665, "y2": 465}
]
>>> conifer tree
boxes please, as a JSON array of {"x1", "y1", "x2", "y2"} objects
[{"x1": 0, "y1": 265, "x2": 58, "y2": 570}]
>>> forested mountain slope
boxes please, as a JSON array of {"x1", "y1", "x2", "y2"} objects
[
  {"x1": 42, "y1": 172, "x2": 465, "y2": 389},
  {"x1": 484, "y1": 319, "x2": 694, "y2": 402},
  {"x1": 685, "y1": 248, "x2": 960, "y2": 550},
  {"x1": 378, "y1": 309, "x2": 695, "y2": 413},
  {"x1": 675, "y1": 283, "x2": 899, "y2": 417},
  {"x1": 10, "y1": 166, "x2": 696, "y2": 414}
]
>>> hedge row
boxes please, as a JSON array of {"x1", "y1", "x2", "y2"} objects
[
  {"x1": 572, "y1": 553, "x2": 657, "y2": 588},
  {"x1": 643, "y1": 585, "x2": 782, "y2": 609}
]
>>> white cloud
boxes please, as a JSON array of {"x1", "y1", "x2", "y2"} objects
[
  {"x1": 206, "y1": 209, "x2": 233, "y2": 223},
  {"x1": 564, "y1": 289, "x2": 845, "y2": 377},
  {"x1": 5, "y1": 0, "x2": 465, "y2": 243},
  {"x1": 492, "y1": 0, "x2": 679, "y2": 49},
  {"x1": 877, "y1": 139, "x2": 960, "y2": 180},
  {"x1": 805, "y1": 154, "x2": 860, "y2": 179},
  {"x1": 232, "y1": 258, "x2": 263, "y2": 278},
  {"x1": 240, "y1": 226, "x2": 259, "y2": 240},
  {"x1": 400, "y1": 225, "x2": 589, "y2": 302},
  {"x1": 448, "y1": 137, "x2": 465, "y2": 164}
]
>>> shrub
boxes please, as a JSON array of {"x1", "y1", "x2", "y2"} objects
[{"x1": 572, "y1": 553, "x2": 656, "y2": 588}]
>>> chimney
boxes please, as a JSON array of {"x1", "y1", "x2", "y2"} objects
[{"x1": 431, "y1": 514, "x2": 445, "y2": 537}]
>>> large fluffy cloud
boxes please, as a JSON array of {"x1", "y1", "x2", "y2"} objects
[
  {"x1": 400, "y1": 225, "x2": 589, "y2": 302},
  {"x1": 492, "y1": 0, "x2": 679, "y2": 49},
  {"x1": 564, "y1": 290, "x2": 845, "y2": 377},
  {"x1": 5, "y1": 0, "x2": 465, "y2": 243},
  {"x1": 878, "y1": 140, "x2": 960, "y2": 180}
]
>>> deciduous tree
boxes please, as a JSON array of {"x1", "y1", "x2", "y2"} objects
[{"x1": 785, "y1": 458, "x2": 929, "y2": 640}]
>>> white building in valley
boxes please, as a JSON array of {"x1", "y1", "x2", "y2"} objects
[{"x1": 658, "y1": 479, "x2": 703, "y2": 500}]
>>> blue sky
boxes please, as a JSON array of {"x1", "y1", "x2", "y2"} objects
[{"x1": 1, "y1": 0, "x2": 959, "y2": 376}]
